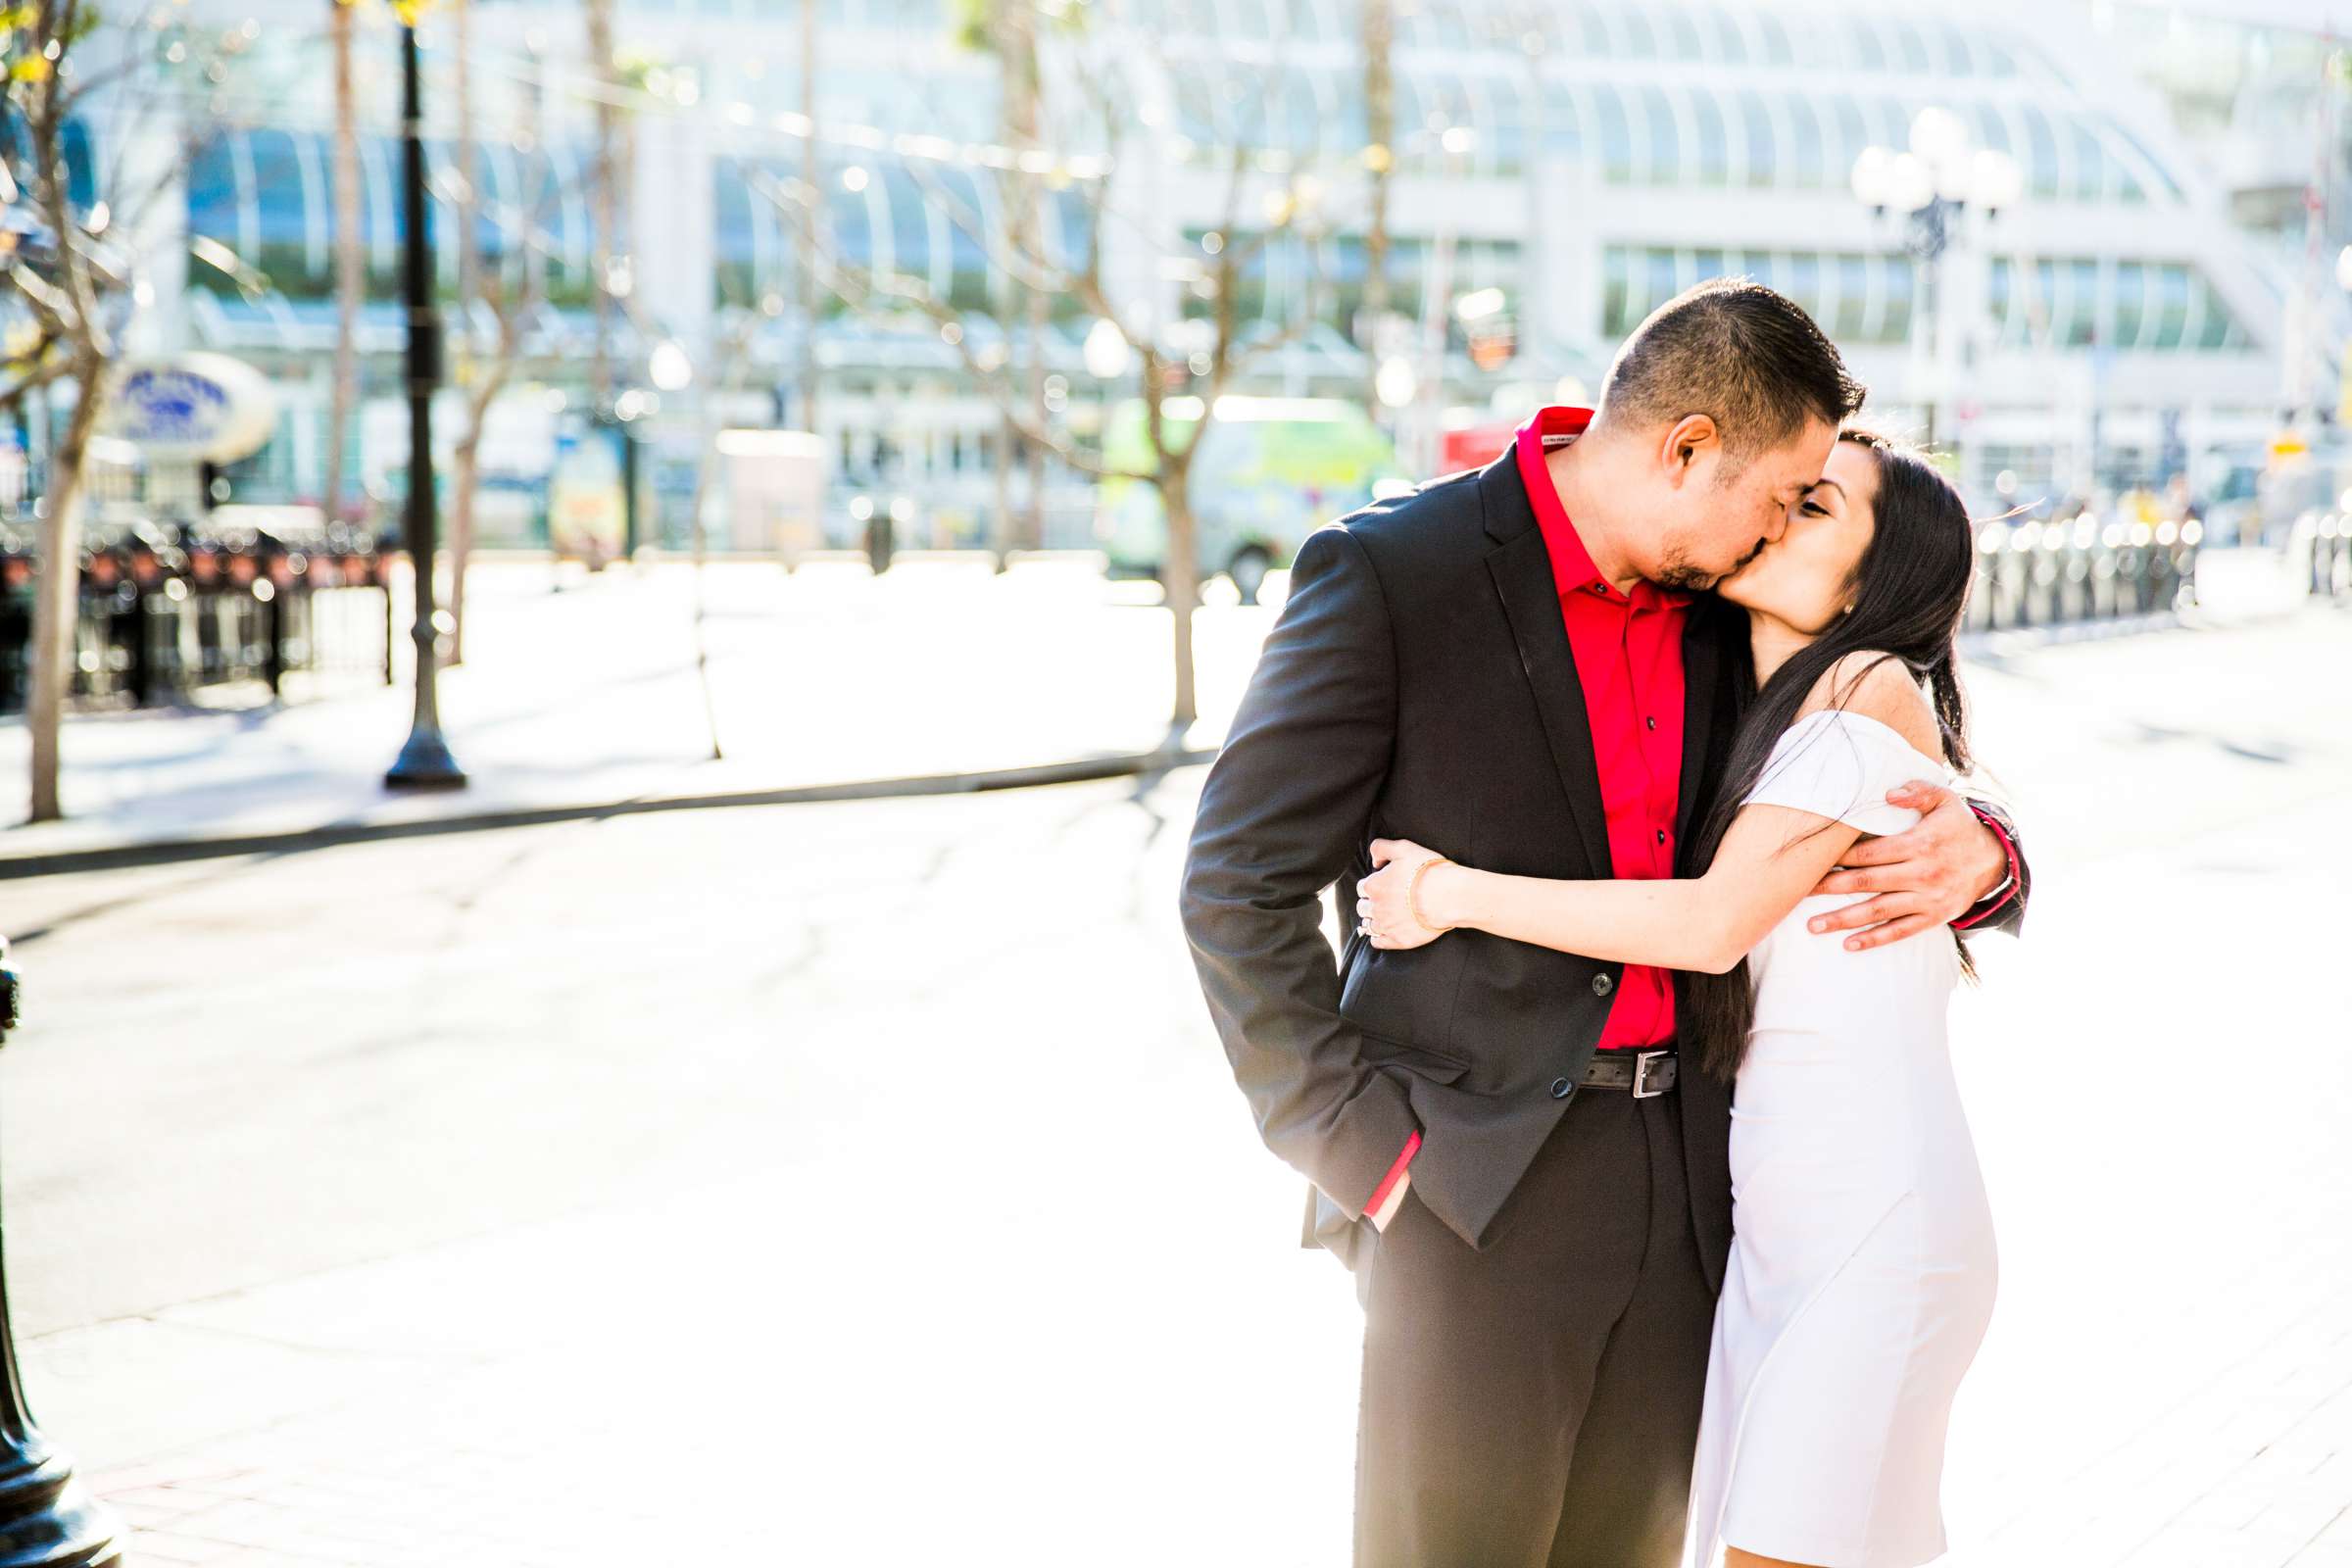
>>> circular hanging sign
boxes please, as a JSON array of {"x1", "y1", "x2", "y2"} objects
[{"x1": 106, "y1": 353, "x2": 278, "y2": 464}]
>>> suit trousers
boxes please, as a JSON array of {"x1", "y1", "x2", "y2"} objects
[{"x1": 1352, "y1": 1077, "x2": 1717, "y2": 1568}]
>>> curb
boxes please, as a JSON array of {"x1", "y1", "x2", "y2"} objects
[{"x1": 0, "y1": 746, "x2": 1221, "y2": 881}]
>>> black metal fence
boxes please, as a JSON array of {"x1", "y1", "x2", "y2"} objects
[
  {"x1": 0, "y1": 518, "x2": 391, "y2": 714},
  {"x1": 1964, "y1": 516, "x2": 2200, "y2": 633}
]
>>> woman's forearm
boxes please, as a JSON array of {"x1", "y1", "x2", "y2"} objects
[{"x1": 1421, "y1": 862, "x2": 1742, "y2": 974}]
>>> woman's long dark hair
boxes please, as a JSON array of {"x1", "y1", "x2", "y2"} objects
[{"x1": 1682, "y1": 430, "x2": 1983, "y2": 1084}]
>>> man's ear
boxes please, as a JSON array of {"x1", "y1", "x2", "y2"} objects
[{"x1": 1661, "y1": 414, "x2": 1719, "y2": 489}]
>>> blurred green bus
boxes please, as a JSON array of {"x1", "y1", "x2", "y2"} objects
[{"x1": 1096, "y1": 395, "x2": 1406, "y2": 604}]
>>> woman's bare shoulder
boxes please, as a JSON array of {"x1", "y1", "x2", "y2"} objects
[{"x1": 1798, "y1": 651, "x2": 1940, "y2": 759}]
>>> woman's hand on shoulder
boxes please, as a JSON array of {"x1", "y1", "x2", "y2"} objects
[{"x1": 1358, "y1": 838, "x2": 1460, "y2": 950}]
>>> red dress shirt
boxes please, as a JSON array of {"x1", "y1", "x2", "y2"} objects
[{"x1": 1515, "y1": 407, "x2": 1690, "y2": 1052}]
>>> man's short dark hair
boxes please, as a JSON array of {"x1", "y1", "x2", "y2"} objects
[{"x1": 1598, "y1": 276, "x2": 1866, "y2": 462}]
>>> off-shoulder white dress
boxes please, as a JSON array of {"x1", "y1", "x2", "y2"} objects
[{"x1": 1682, "y1": 708, "x2": 1999, "y2": 1568}]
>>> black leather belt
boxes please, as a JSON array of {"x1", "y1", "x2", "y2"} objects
[{"x1": 1581, "y1": 1048, "x2": 1677, "y2": 1098}]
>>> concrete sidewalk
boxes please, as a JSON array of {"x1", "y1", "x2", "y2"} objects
[{"x1": 0, "y1": 556, "x2": 1246, "y2": 875}]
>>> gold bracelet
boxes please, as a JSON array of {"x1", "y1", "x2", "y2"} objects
[{"x1": 1407, "y1": 857, "x2": 1456, "y2": 934}]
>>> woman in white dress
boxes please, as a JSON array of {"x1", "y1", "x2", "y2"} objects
[{"x1": 1356, "y1": 429, "x2": 1999, "y2": 1568}]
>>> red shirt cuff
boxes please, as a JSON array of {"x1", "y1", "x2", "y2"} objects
[
  {"x1": 1365, "y1": 1130, "x2": 1421, "y2": 1217},
  {"x1": 1951, "y1": 810, "x2": 2020, "y2": 931}
]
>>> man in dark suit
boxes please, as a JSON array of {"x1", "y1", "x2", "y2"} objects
[{"x1": 1179, "y1": 279, "x2": 2028, "y2": 1567}]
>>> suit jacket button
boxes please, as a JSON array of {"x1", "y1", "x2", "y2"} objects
[
  {"x1": 1592, "y1": 972, "x2": 1614, "y2": 997},
  {"x1": 1550, "y1": 1077, "x2": 1574, "y2": 1099}
]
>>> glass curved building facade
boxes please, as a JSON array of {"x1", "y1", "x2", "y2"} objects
[{"x1": 133, "y1": 0, "x2": 2299, "y2": 538}]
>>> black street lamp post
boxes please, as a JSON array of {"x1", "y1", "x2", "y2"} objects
[
  {"x1": 385, "y1": 19, "x2": 466, "y2": 790},
  {"x1": 0, "y1": 937, "x2": 126, "y2": 1567},
  {"x1": 1851, "y1": 109, "x2": 2024, "y2": 455}
]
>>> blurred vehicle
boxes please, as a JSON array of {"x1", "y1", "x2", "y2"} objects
[
  {"x1": 1097, "y1": 395, "x2": 1405, "y2": 605},
  {"x1": 2243, "y1": 451, "x2": 2326, "y2": 550},
  {"x1": 2191, "y1": 442, "x2": 2271, "y2": 548}
]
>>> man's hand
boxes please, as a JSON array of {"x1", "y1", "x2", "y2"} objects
[{"x1": 1804, "y1": 780, "x2": 2008, "y2": 952}]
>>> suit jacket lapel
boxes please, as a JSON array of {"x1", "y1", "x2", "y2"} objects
[
  {"x1": 1480, "y1": 460, "x2": 1612, "y2": 882},
  {"x1": 1676, "y1": 603, "x2": 1726, "y2": 844}
]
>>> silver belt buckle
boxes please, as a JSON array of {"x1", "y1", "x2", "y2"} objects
[{"x1": 1631, "y1": 1049, "x2": 1671, "y2": 1099}]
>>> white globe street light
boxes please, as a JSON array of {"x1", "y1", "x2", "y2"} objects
[
  {"x1": 1849, "y1": 144, "x2": 1894, "y2": 209},
  {"x1": 1375, "y1": 354, "x2": 1418, "y2": 411},
  {"x1": 1851, "y1": 108, "x2": 2027, "y2": 452},
  {"x1": 1082, "y1": 317, "x2": 1131, "y2": 380},
  {"x1": 648, "y1": 338, "x2": 694, "y2": 393},
  {"x1": 1853, "y1": 110, "x2": 2023, "y2": 224}
]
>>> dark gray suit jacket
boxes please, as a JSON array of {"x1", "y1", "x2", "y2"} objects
[{"x1": 1177, "y1": 448, "x2": 2028, "y2": 1292}]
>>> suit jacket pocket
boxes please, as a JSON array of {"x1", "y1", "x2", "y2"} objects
[
  {"x1": 1338, "y1": 934, "x2": 1470, "y2": 1063},
  {"x1": 1358, "y1": 1030, "x2": 1472, "y2": 1085}
]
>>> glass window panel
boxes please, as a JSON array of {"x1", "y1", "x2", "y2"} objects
[
  {"x1": 1645, "y1": 248, "x2": 1681, "y2": 314},
  {"x1": 1576, "y1": 6, "x2": 1612, "y2": 58},
  {"x1": 1486, "y1": 72, "x2": 1530, "y2": 174},
  {"x1": 1966, "y1": 103, "x2": 2012, "y2": 158},
  {"x1": 2067, "y1": 118, "x2": 2108, "y2": 201},
  {"x1": 1740, "y1": 92, "x2": 1776, "y2": 186},
  {"x1": 1827, "y1": 96, "x2": 1871, "y2": 189},
  {"x1": 827, "y1": 172, "x2": 876, "y2": 268},
  {"x1": 1595, "y1": 84, "x2": 1636, "y2": 182},
  {"x1": 712, "y1": 165, "x2": 754, "y2": 269},
  {"x1": 1852, "y1": 25, "x2": 1887, "y2": 73},
  {"x1": 1754, "y1": 11, "x2": 1793, "y2": 67},
  {"x1": 2021, "y1": 106, "x2": 2062, "y2": 199},
  {"x1": 1939, "y1": 25, "x2": 1978, "y2": 76},
  {"x1": 2198, "y1": 280, "x2": 2240, "y2": 350},
  {"x1": 249, "y1": 129, "x2": 309, "y2": 252},
  {"x1": 1544, "y1": 82, "x2": 1584, "y2": 159},
  {"x1": 1691, "y1": 89, "x2": 1730, "y2": 185},
  {"x1": 2152, "y1": 263, "x2": 2190, "y2": 350},
  {"x1": 2112, "y1": 261, "x2": 2147, "y2": 350},
  {"x1": 1710, "y1": 6, "x2": 1748, "y2": 65},
  {"x1": 1663, "y1": 8, "x2": 1703, "y2": 61},
  {"x1": 2065, "y1": 259, "x2": 2099, "y2": 346},
  {"x1": 1891, "y1": 22, "x2": 1932, "y2": 73},
  {"x1": 1603, "y1": 244, "x2": 1634, "y2": 337},
  {"x1": 1785, "y1": 252, "x2": 1822, "y2": 320},
  {"x1": 1987, "y1": 257, "x2": 2017, "y2": 346},
  {"x1": 881, "y1": 163, "x2": 930, "y2": 282},
  {"x1": 1834, "y1": 252, "x2": 1871, "y2": 339},
  {"x1": 1881, "y1": 255, "x2": 1915, "y2": 343},
  {"x1": 186, "y1": 133, "x2": 240, "y2": 246},
  {"x1": 1638, "y1": 84, "x2": 1678, "y2": 182},
  {"x1": 1172, "y1": 61, "x2": 1220, "y2": 148},
  {"x1": 1784, "y1": 95, "x2": 1827, "y2": 187}
]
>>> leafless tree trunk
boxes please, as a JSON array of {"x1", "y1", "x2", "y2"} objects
[
  {"x1": 1001, "y1": 0, "x2": 1045, "y2": 558},
  {"x1": 795, "y1": 0, "x2": 819, "y2": 437},
  {"x1": 1360, "y1": 0, "x2": 1395, "y2": 415},
  {"x1": 585, "y1": 0, "x2": 616, "y2": 408},
  {"x1": 446, "y1": 0, "x2": 478, "y2": 663},
  {"x1": 325, "y1": 0, "x2": 362, "y2": 524},
  {"x1": 24, "y1": 364, "x2": 104, "y2": 822},
  {"x1": 17, "y1": 5, "x2": 115, "y2": 822}
]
